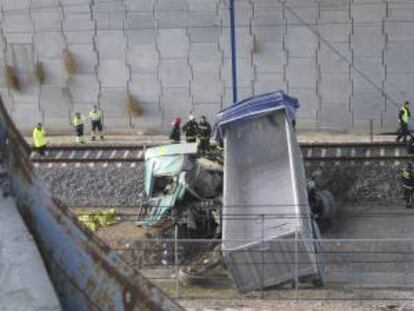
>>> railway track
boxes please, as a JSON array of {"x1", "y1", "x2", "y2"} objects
[
  {"x1": 300, "y1": 142, "x2": 410, "y2": 162},
  {"x1": 29, "y1": 142, "x2": 412, "y2": 166},
  {"x1": 30, "y1": 145, "x2": 147, "y2": 164}
]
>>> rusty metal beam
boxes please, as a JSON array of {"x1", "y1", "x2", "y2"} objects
[{"x1": 0, "y1": 97, "x2": 184, "y2": 311}]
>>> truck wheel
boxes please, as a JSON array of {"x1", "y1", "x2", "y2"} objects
[
  {"x1": 320, "y1": 190, "x2": 336, "y2": 218},
  {"x1": 314, "y1": 191, "x2": 329, "y2": 220}
]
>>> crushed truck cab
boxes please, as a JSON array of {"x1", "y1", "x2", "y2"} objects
[{"x1": 138, "y1": 143, "x2": 222, "y2": 229}]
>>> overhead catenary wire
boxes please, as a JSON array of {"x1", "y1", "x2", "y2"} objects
[{"x1": 279, "y1": 0, "x2": 401, "y2": 109}]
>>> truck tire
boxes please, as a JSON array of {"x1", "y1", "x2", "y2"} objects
[{"x1": 315, "y1": 191, "x2": 335, "y2": 220}]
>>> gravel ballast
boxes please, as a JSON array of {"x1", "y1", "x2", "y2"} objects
[
  {"x1": 37, "y1": 161, "x2": 407, "y2": 207},
  {"x1": 36, "y1": 164, "x2": 145, "y2": 206}
]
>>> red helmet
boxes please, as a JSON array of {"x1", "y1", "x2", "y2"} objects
[{"x1": 174, "y1": 118, "x2": 181, "y2": 126}]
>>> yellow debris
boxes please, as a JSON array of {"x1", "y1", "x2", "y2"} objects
[{"x1": 78, "y1": 209, "x2": 119, "y2": 232}]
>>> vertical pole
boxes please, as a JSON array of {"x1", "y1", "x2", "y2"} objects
[
  {"x1": 260, "y1": 214, "x2": 264, "y2": 299},
  {"x1": 369, "y1": 119, "x2": 374, "y2": 143},
  {"x1": 294, "y1": 231, "x2": 298, "y2": 301},
  {"x1": 229, "y1": 0, "x2": 238, "y2": 104},
  {"x1": 174, "y1": 224, "x2": 180, "y2": 298}
]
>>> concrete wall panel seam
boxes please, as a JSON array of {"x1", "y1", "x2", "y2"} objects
[{"x1": 2, "y1": 0, "x2": 413, "y2": 132}]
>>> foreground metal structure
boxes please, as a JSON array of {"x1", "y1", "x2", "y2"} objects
[{"x1": 0, "y1": 98, "x2": 183, "y2": 310}]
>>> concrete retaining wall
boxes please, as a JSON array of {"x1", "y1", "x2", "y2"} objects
[
  {"x1": 305, "y1": 161, "x2": 404, "y2": 206},
  {"x1": 0, "y1": 0, "x2": 412, "y2": 133}
]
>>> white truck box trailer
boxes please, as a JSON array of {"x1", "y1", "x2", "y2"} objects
[{"x1": 216, "y1": 92, "x2": 323, "y2": 293}]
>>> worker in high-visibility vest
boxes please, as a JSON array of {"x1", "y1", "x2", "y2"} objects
[
  {"x1": 397, "y1": 101, "x2": 411, "y2": 143},
  {"x1": 72, "y1": 112, "x2": 85, "y2": 144},
  {"x1": 32, "y1": 122, "x2": 47, "y2": 155},
  {"x1": 89, "y1": 105, "x2": 104, "y2": 141},
  {"x1": 401, "y1": 161, "x2": 414, "y2": 208}
]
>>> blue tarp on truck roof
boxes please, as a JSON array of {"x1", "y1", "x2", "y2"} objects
[{"x1": 214, "y1": 91, "x2": 299, "y2": 144}]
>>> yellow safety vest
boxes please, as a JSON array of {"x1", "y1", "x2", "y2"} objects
[
  {"x1": 89, "y1": 110, "x2": 103, "y2": 121},
  {"x1": 402, "y1": 170, "x2": 410, "y2": 179},
  {"x1": 73, "y1": 116, "x2": 84, "y2": 127},
  {"x1": 401, "y1": 106, "x2": 409, "y2": 124},
  {"x1": 32, "y1": 127, "x2": 46, "y2": 147}
]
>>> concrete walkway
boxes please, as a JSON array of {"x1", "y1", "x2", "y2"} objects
[
  {"x1": 0, "y1": 195, "x2": 61, "y2": 310},
  {"x1": 24, "y1": 130, "x2": 398, "y2": 147}
]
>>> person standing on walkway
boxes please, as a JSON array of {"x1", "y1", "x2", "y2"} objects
[
  {"x1": 182, "y1": 113, "x2": 199, "y2": 143},
  {"x1": 89, "y1": 105, "x2": 104, "y2": 141},
  {"x1": 397, "y1": 101, "x2": 411, "y2": 143},
  {"x1": 401, "y1": 162, "x2": 414, "y2": 208},
  {"x1": 32, "y1": 122, "x2": 47, "y2": 155},
  {"x1": 198, "y1": 115, "x2": 212, "y2": 152},
  {"x1": 73, "y1": 112, "x2": 85, "y2": 144},
  {"x1": 169, "y1": 117, "x2": 181, "y2": 143}
]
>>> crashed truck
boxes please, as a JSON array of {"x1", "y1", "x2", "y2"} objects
[
  {"x1": 215, "y1": 91, "x2": 325, "y2": 292},
  {"x1": 138, "y1": 91, "x2": 331, "y2": 292},
  {"x1": 137, "y1": 143, "x2": 222, "y2": 240}
]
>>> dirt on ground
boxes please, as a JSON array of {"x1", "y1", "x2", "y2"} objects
[
  {"x1": 179, "y1": 295, "x2": 414, "y2": 311},
  {"x1": 70, "y1": 207, "x2": 145, "y2": 240},
  {"x1": 70, "y1": 203, "x2": 414, "y2": 311},
  {"x1": 70, "y1": 207, "x2": 157, "y2": 270}
]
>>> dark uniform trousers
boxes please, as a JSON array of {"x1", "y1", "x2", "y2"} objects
[
  {"x1": 76, "y1": 125, "x2": 84, "y2": 137},
  {"x1": 92, "y1": 120, "x2": 103, "y2": 132},
  {"x1": 198, "y1": 122, "x2": 211, "y2": 151},
  {"x1": 402, "y1": 169, "x2": 414, "y2": 208}
]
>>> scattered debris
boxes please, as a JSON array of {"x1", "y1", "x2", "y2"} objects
[
  {"x1": 78, "y1": 209, "x2": 120, "y2": 232},
  {"x1": 135, "y1": 143, "x2": 223, "y2": 268},
  {"x1": 137, "y1": 143, "x2": 222, "y2": 230},
  {"x1": 179, "y1": 245, "x2": 231, "y2": 288}
]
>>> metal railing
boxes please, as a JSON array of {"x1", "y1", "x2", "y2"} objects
[{"x1": 96, "y1": 209, "x2": 414, "y2": 303}]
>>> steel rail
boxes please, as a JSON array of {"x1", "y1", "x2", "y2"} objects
[
  {"x1": 29, "y1": 142, "x2": 411, "y2": 164},
  {"x1": 299, "y1": 141, "x2": 404, "y2": 148},
  {"x1": 32, "y1": 157, "x2": 143, "y2": 163},
  {"x1": 31, "y1": 156, "x2": 412, "y2": 164},
  {"x1": 31, "y1": 141, "x2": 405, "y2": 151},
  {"x1": 29, "y1": 144, "x2": 149, "y2": 151},
  {"x1": 304, "y1": 156, "x2": 412, "y2": 162}
]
